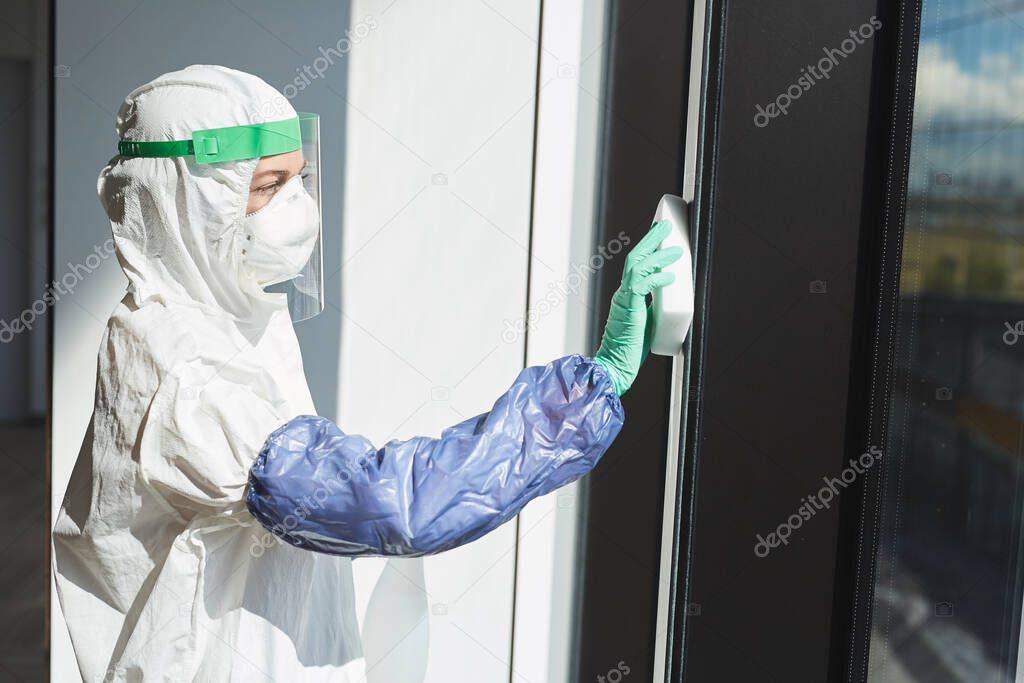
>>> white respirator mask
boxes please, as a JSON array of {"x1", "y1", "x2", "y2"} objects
[{"x1": 242, "y1": 175, "x2": 320, "y2": 288}]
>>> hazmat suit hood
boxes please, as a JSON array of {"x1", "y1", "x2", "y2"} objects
[
  {"x1": 99, "y1": 64, "x2": 293, "y2": 330},
  {"x1": 53, "y1": 65, "x2": 371, "y2": 682}
]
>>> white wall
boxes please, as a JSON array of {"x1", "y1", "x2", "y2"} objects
[{"x1": 338, "y1": 2, "x2": 539, "y2": 680}]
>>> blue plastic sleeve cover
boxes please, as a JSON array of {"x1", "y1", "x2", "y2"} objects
[{"x1": 245, "y1": 354, "x2": 625, "y2": 556}]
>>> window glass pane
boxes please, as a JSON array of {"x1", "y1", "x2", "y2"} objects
[{"x1": 868, "y1": 1, "x2": 1024, "y2": 681}]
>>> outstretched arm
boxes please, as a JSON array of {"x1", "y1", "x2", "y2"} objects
[{"x1": 246, "y1": 353, "x2": 624, "y2": 557}]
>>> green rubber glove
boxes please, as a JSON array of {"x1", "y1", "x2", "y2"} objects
[{"x1": 594, "y1": 219, "x2": 683, "y2": 396}]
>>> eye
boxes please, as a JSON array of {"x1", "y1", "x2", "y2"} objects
[{"x1": 253, "y1": 181, "x2": 282, "y2": 196}]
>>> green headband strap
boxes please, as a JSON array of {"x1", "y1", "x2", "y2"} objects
[{"x1": 117, "y1": 115, "x2": 304, "y2": 164}]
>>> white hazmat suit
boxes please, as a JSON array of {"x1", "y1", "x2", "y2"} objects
[{"x1": 52, "y1": 65, "x2": 369, "y2": 682}]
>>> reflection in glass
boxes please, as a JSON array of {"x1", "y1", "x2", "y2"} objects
[{"x1": 868, "y1": 1, "x2": 1024, "y2": 681}]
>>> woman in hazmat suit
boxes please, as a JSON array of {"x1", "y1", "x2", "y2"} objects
[{"x1": 52, "y1": 65, "x2": 682, "y2": 682}]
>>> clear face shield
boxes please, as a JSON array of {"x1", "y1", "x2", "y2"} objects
[{"x1": 117, "y1": 112, "x2": 325, "y2": 322}]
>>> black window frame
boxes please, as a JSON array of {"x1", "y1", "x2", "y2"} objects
[
  {"x1": 663, "y1": 0, "x2": 924, "y2": 680},
  {"x1": 574, "y1": 0, "x2": 927, "y2": 680}
]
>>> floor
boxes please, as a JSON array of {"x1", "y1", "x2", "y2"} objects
[{"x1": 0, "y1": 420, "x2": 47, "y2": 681}]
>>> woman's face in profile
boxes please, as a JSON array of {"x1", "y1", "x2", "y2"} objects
[{"x1": 246, "y1": 149, "x2": 306, "y2": 215}]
